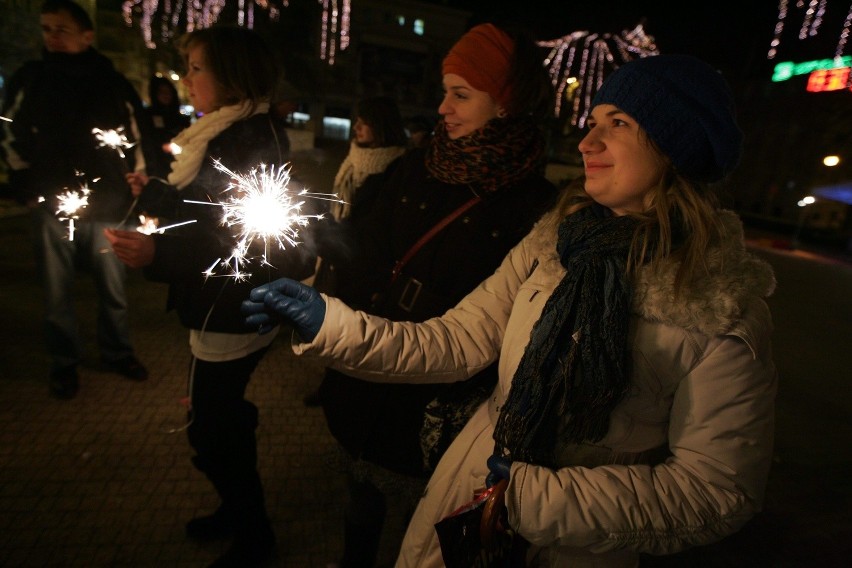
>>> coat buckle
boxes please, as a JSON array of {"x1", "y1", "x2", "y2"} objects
[{"x1": 398, "y1": 278, "x2": 422, "y2": 312}]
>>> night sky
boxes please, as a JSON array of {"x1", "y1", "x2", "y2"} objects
[{"x1": 433, "y1": 1, "x2": 851, "y2": 81}]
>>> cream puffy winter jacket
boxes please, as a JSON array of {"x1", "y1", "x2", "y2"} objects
[{"x1": 294, "y1": 208, "x2": 778, "y2": 567}]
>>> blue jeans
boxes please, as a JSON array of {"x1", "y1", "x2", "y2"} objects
[{"x1": 32, "y1": 207, "x2": 134, "y2": 371}]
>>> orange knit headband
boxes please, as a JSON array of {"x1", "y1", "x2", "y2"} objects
[{"x1": 442, "y1": 23, "x2": 515, "y2": 110}]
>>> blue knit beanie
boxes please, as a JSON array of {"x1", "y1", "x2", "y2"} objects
[{"x1": 591, "y1": 54, "x2": 743, "y2": 183}]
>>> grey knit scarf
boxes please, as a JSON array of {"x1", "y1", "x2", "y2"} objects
[{"x1": 493, "y1": 203, "x2": 638, "y2": 467}]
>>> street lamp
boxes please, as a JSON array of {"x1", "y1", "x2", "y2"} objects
[{"x1": 792, "y1": 195, "x2": 816, "y2": 249}]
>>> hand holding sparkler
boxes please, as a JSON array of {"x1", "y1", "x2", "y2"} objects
[
  {"x1": 242, "y1": 277, "x2": 326, "y2": 339},
  {"x1": 103, "y1": 228, "x2": 155, "y2": 268},
  {"x1": 126, "y1": 171, "x2": 149, "y2": 197}
]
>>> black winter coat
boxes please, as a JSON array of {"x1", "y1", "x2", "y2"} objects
[
  {"x1": 318, "y1": 146, "x2": 558, "y2": 476},
  {"x1": 142, "y1": 113, "x2": 313, "y2": 333}
]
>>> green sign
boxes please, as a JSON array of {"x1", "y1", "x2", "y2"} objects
[{"x1": 773, "y1": 56, "x2": 852, "y2": 82}]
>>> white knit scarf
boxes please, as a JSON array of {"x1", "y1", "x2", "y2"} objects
[
  {"x1": 331, "y1": 141, "x2": 405, "y2": 219},
  {"x1": 167, "y1": 100, "x2": 269, "y2": 189}
]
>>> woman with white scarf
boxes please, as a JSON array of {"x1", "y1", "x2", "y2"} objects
[
  {"x1": 104, "y1": 27, "x2": 314, "y2": 568},
  {"x1": 310, "y1": 95, "x2": 409, "y2": 300}
]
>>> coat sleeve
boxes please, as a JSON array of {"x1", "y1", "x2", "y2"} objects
[
  {"x1": 293, "y1": 231, "x2": 537, "y2": 384},
  {"x1": 507, "y1": 319, "x2": 778, "y2": 556}
]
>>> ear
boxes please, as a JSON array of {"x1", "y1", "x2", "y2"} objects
[
  {"x1": 496, "y1": 107, "x2": 507, "y2": 118},
  {"x1": 82, "y1": 29, "x2": 95, "y2": 47}
]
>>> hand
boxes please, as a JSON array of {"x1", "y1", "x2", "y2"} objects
[
  {"x1": 241, "y1": 277, "x2": 326, "y2": 340},
  {"x1": 103, "y1": 228, "x2": 155, "y2": 268},
  {"x1": 486, "y1": 454, "x2": 512, "y2": 488},
  {"x1": 125, "y1": 171, "x2": 149, "y2": 197}
]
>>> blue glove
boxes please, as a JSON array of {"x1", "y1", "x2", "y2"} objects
[
  {"x1": 241, "y1": 277, "x2": 326, "y2": 341},
  {"x1": 486, "y1": 454, "x2": 512, "y2": 488}
]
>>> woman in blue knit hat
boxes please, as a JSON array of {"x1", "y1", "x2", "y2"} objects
[{"x1": 242, "y1": 54, "x2": 778, "y2": 567}]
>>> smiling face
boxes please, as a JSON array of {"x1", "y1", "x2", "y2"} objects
[
  {"x1": 40, "y1": 10, "x2": 93, "y2": 54},
  {"x1": 181, "y1": 44, "x2": 220, "y2": 115},
  {"x1": 578, "y1": 104, "x2": 668, "y2": 216},
  {"x1": 438, "y1": 73, "x2": 501, "y2": 140}
]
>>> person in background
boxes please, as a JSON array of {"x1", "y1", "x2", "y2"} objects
[
  {"x1": 305, "y1": 23, "x2": 557, "y2": 567},
  {"x1": 302, "y1": 94, "x2": 408, "y2": 408},
  {"x1": 0, "y1": 0, "x2": 149, "y2": 400},
  {"x1": 404, "y1": 115, "x2": 435, "y2": 149},
  {"x1": 243, "y1": 54, "x2": 778, "y2": 567},
  {"x1": 143, "y1": 74, "x2": 190, "y2": 180},
  {"x1": 104, "y1": 26, "x2": 313, "y2": 568}
]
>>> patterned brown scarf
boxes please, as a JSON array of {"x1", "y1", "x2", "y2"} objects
[{"x1": 424, "y1": 117, "x2": 545, "y2": 193}]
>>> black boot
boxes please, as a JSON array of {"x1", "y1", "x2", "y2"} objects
[
  {"x1": 339, "y1": 478, "x2": 387, "y2": 568},
  {"x1": 186, "y1": 504, "x2": 235, "y2": 542},
  {"x1": 208, "y1": 468, "x2": 276, "y2": 567},
  {"x1": 208, "y1": 517, "x2": 276, "y2": 568}
]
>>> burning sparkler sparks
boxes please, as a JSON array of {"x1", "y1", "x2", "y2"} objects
[
  {"x1": 55, "y1": 181, "x2": 92, "y2": 241},
  {"x1": 185, "y1": 160, "x2": 344, "y2": 280},
  {"x1": 93, "y1": 126, "x2": 136, "y2": 159},
  {"x1": 136, "y1": 215, "x2": 197, "y2": 235}
]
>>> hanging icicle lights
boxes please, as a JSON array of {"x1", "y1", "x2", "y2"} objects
[
  {"x1": 538, "y1": 24, "x2": 659, "y2": 127},
  {"x1": 318, "y1": 0, "x2": 351, "y2": 65},
  {"x1": 122, "y1": 0, "x2": 349, "y2": 65},
  {"x1": 768, "y1": 0, "x2": 852, "y2": 59}
]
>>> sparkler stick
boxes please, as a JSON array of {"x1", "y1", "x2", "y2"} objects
[
  {"x1": 135, "y1": 215, "x2": 197, "y2": 235},
  {"x1": 184, "y1": 160, "x2": 344, "y2": 280}
]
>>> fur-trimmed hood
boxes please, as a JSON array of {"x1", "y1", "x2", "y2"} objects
[{"x1": 527, "y1": 208, "x2": 776, "y2": 336}]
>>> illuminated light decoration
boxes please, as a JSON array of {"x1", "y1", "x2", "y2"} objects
[
  {"x1": 121, "y1": 0, "x2": 288, "y2": 49},
  {"x1": 318, "y1": 0, "x2": 352, "y2": 65},
  {"x1": 185, "y1": 160, "x2": 344, "y2": 280},
  {"x1": 772, "y1": 54, "x2": 852, "y2": 80},
  {"x1": 838, "y1": 3, "x2": 852, "y2": 57},
  {"x1": 538, "y1": 24, "x2": 658, "y2": 127},
  {"x1": 769, "y1": 0, "x2": 852, "y2": 59},
  {"x1": 806, "y1": 65, "x2": 852, "y2": 90},
  {"x1": 798, "y1": 0, "x2": 825, "y2": 39}
]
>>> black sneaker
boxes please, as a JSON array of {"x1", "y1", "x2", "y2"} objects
[
  {"x1": 105, "y1": 356, "x2": 148, "y2": 381},
  {"x1": 49, "y1": 366, "x2": 79, "y2": 400}
]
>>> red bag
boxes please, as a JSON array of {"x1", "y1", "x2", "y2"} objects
[{"x1": 434, "y1": 480, "x2": 527, "y2": 567}]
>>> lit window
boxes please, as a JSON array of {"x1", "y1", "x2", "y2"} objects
[{"x1": 413, "y1": 19, "x2": 424, "y2": 35}]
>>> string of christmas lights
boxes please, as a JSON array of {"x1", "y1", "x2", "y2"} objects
[
  {"x1": 768, "y1": 0, "x2": 852, "y2": 59},
  {"x1": 122, "y1": 0, "x2": 349, "y2": 65},
  {"x1": 538, "y1": 24, "x2": 658, "y2": 127}
]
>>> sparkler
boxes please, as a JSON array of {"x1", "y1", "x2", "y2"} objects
[
  {"x1": 0, "y1": 116, "x2": 12, "y2": 122},
  {"x1": 184, "y1": 160, "x2": 344, "y2": 280},
  {"x1": 55, "y1": 179, "x2": 92, "y2": 241},
  {"x1": 92, "y1": 126, "x2": 141, "y2": 228},
  {"x1": 136, "y1": 214, "x2": 197, "y2": 235},
  {"x1": 92, "y1": 126, "x2": 136, "y2": 159}
]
